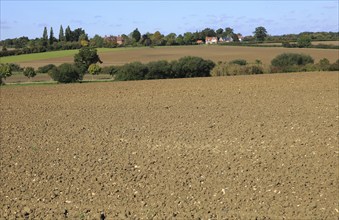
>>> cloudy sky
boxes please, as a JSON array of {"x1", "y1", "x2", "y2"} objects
[{"x1": 1, "y1": 0, "x2": 338, "y2": 39}]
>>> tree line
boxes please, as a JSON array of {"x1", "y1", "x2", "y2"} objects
[{"x1": 1, "y1": 25, "x2": 338, "y2": 57}]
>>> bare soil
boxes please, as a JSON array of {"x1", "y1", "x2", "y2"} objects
[
  {"x1": 4, "y1": 74, "x2": 112, "y2": 84},
  {"x1": 1, "y1": 72, "x2": 338, "y2": 219}
]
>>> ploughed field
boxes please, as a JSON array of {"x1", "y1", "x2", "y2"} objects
[
  {"x1": 2, "y1": 45, "x2": 338, "y2": 69},
  {"x1": 1, "y1": 72, "x2": 338, "y2": 219}
]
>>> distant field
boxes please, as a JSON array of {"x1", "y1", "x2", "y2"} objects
[
  {"x1": 262, "y1": 41, "x2": 339, "y2": 46},
  {"x1": 0, "y1": 48, "x2": 132, "y2": 64},
  {"x1": 1, "y1": 45, "x2": 338, "y2": 68},
  {"x1": 312, "y1": 41, "x2": 339, "y2": 46}
]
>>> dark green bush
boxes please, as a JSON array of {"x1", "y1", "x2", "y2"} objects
[
  {"x1": 270, "y1": 53, "x2": 314, "y2": 73},
  {"x1": 115, "y1": 62, "x2": 148, "y2": 81},
  {"x1": 171, "y1": 56, "x2": 215, "y2": 78},
  {"x1": 244, "y1": 65, "x2": 264, "y2": 74},
  {"x1": 23, "y1": 67, "x2": 36, "y2": 78},
  {"x1": 37, "y1": 64, "x2": 56, "y2": 73},
  {"x1": 271, "y1": 53, "x2": 314, "y2": 67},
  {"x1": 8, "y1": 63, "x2": 23, "y2": 72},
  {"x1": 0, "y1": 63, "x2": 12, "y2": 85},
  {"x1": 145, "y1": 60, "x2": 172, "y2": 79},
  {"x1": 101, "y1": 66, "x2": 119, "y2": 76},
  {"x1": 329, "y1": 59, "x2": 339, "y2": 71},
  {"x1": 211, "y1": 62, "x2": 264, "y2": 76},
  {"x1": 48, "y1": 63, "x2": 83, "y2": 83},
  {"x1": 229, "y1": 59, "x2": 247, "y2": 66}
]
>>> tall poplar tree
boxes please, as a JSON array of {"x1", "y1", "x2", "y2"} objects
[
  {"x1": 49, "y1": 27, "x2": 55, "y2": 45},
  {"x1": 65, "y1": 26, "x2": 71, "y2": 42},
  {"x1": 59, "y1": 25, "x2": 65, "y2": 41},
  {"x1": 42, "y1": 27, "x2": 48, "y2": 47}
]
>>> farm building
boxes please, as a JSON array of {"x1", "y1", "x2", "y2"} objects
[
  {"x1": 116, "y1": 36, "x2": 124, "y2": 45},
  {"x1": 196, "y1": 40, "x2": 204, "y2": 44},
  {"x1": 205, "y1": 37, "x2": 218, "y2": 44}
]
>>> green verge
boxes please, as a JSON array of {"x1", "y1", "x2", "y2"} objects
[{"x1": 0, "y1": 47, "x2": 145, "y2": 64}]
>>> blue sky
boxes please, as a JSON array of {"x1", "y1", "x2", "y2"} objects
[{"x1": 1, "y1": 0, "x2": 338, "y2": 40}]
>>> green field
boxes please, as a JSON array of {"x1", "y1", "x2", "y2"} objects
[{"x1": 0, "y1": 48, "x2": 137, "y2": 63}]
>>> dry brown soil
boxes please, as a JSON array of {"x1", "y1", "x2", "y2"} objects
[
  {"x1": 4, "y1": 74, "x2": 112, "y2": 84},
  {"x1": 1, "y1": 72, "x2": 338, "y2": 219}
]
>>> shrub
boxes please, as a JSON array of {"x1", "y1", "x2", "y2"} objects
[
  {"x1": 37, "y1": 64, "x2": 56, "y2": 73},
  {"x1": 101, "y1": 66, "x2": 119, "y2": 76},
  {"x1": 229, "y1": 59, "x2": 247, "y2": 66},
  {"x1": 270, "y1": 53, "x2": 314, "y2": 73},
  {"x1": 23, "y1": 67, "x2": 36, "y2": 79},
  {"x1": 329, "y1": 59, "x2": 339, "y2": 71},
  {"x1": 0, "y1": 63, "x2": 12, "y2": 85},
  {"x1": 145, "y1": 60, "x2": 172, "y2": 79},
  {"x1": 8, "y1": 63, "x2": 23, "y2": 72},
  {"x1": 244, "y1": 64, "x2": 264, "y2": 74},
  {"x1": 299, "y1": 63, "x2": 318, "y2": 72},
  {"x1": 211, "y1": 62, "x2": 264, "y2": 76},
  {"x1": 171, "y1": 56, "x2": 215, "y2": 78},
  {"x1": 88, "y1": 64, "x2": 101, "y2": 76},
  {"x1": 48, "y1": 63, "x2": 83, "y2": 83},
  {"x1": 115, "y1": 62, "x2": 148, "y2": 81},
  {"x1": 271, "y1": 53, "x2": 314, "y2": 67},
  {"x1": 297, "y1": 36, "x2": 312, "y2": 48},
  {"x1": 211, "y1": 63, "x2": 243, "y2": 76}
]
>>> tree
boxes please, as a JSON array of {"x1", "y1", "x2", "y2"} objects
[
  {"x1": 49, "y1": 27, "x2": 55, "y2": 45},
  {"x1": 88, "y1": 64, "x2": 101, "y2": 80},
  {"x1": 79, "y1": 33, "x2": 89, "y2": 46},
  {"x1": 297, "y1": 35, "x2": 311, "y2": 48},
  {"x1": 132, "y1": 28, "x2": 141, "y2": 42},
  {"x1": 165, "y1": 33, "x2": 177, "y2": 46},
  {"x1": 42, "y1": 27, "x2": 48, "y2": 47},
  {"x1": 74, "y1": 47, "x2": 103, "y2": 74},
  {"x1": 183, "y1": 32, "x2": 194, "y2": 45},
  {"x1": 71, "y1": 28, "x2": 86, "y2": 42},
  {"x1": 224, "y1": 27, "x2": 234, "y2": 37},
  {"x1": 90, "y1": 35, "x2": 104, "y2": 47},
  {"x1": 0, "y1": 63, "x2": 12, "y2": 85},
  {"x1": 140, "y1": 34, "x2": 151, "y2": 46},
  {"x1": 59, "y1": 25, "x2": 65, "y2": 41},
  {"x1": 176, "y1": 34, "x2": 184, "y2": 45},
  {"x1": 152, "y1": 31, "x2": 164, "y2": 46},
  {"x1": 253, "y1": 26, "x2": 267, "y2": 42},
  {"x1": 216, "y1": 28, "x2": 224, "y2": 37},
  {"x1": 23, "y1": 67, "x2": 36, "y2": 79},
  {"x1": 232, "y1": 33, "x2": 239, "y2": 42},
  {"x1": 65, "y1": 26, "x2": 71, "y2": 41}
]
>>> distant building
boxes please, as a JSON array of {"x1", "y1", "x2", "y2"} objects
[
  {"x1": 219, "y1": 37, "x2": 233, "y2": 43},
  {"x1": 205, "y1": 37, "x2": 218, "y2": 44},
  {"x1": 104, "y1": 35, "x2": 117, "y2": 43},
  {"x1": 237, "y1": 34, "x2": 244, "y2": 42},
  {"x1": 196, "y1": 40, "x2": 204, "y2": 44},
  {"x1": 116, "y1": 35, "x2": 124, "y2": 45}
]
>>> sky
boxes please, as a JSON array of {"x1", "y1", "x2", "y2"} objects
[{"x1": 0, "y1": 0, "x2": 338, "y2": 40}]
